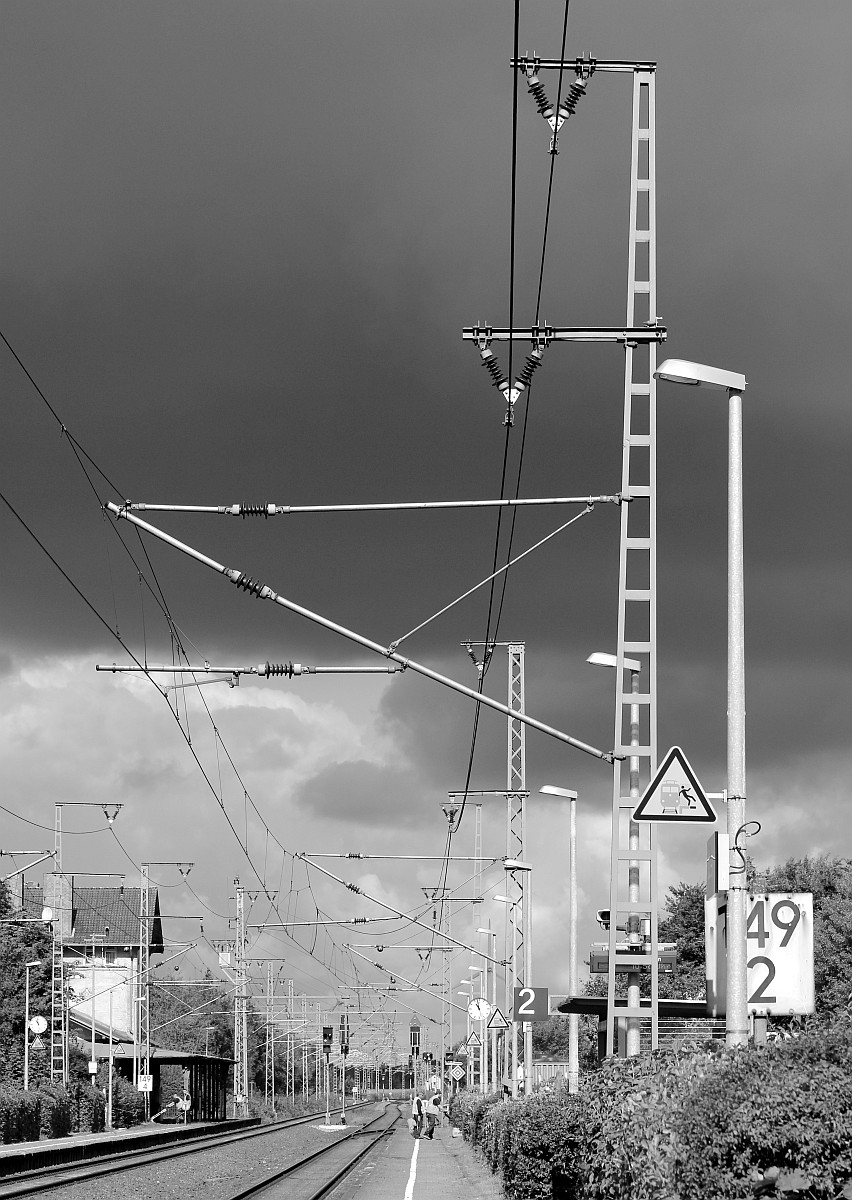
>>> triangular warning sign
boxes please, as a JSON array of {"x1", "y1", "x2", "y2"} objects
[
  {"x1": 30, "y1": 1036, "x2": 45, "y2": 1052},
  {"x1": 632, "y1": 746, "x2": 716, "y2": 823},
  {"x1": 466, "y1": 1031, "x2": 481, "y2": 1048},
  {"x1": 487, "y1": 1007, "x2": 510, "y2": 1030}
]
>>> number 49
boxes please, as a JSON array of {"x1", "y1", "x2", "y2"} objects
[{"x1": 746, "y1": 897, "x2": 801, "y2": 949}]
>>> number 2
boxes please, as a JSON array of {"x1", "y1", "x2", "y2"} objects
[
  {"x1": 517, "y1": 988, "x2": 536, "y2": 1015},
  {"x1": 748, "y1": 956, "x2": 777, "y2": 1005}
]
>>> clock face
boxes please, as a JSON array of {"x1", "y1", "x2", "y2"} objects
[
  {"x1": 468, "y1": 998, "x2": 492, "y2": 1022},
  {"x1": 29, "y1": 1015, "x2": 48, "y2": 1034}
]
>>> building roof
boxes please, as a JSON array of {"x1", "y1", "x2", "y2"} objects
[{"x1": 22, "y1": 882, "x2": 163, "y2": 952}]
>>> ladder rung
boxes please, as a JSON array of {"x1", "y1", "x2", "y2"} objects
[
  {"x1": 626, "y1": 434, "x2": 651, "y2": 446},
  {"x1": 632, "y1": 283, "x2": 651, "y2": 293},
  {"x1": 621, "y1": 692, "x2": 652, "y2": 703},
  {"x1": 624, "y1": 641, "x2": 651, "y2": 652},
  {"x1": 614, "y1": 953, "x2": 654, "y2": 966},
  {"x1": 616, "y1": 744, "x2": 652, "y2": 756},
  {"x1": 613, "y1": 902, "x2": 653, "y2": 912},
  {"x1": 615, "y1": 849, "x2": 653, "y2": 861},
  {"x1": 610, "y1": 1006, "x2": 654, "y2": 1019},
  {"x1": 625, "y1": 485, "x2": 651, "y2": 497},
  {"x1": 624, "y1": 589, "x2": 651, "y2": 601},
  {"x1": 625, "y1": 537, "x2": 651, "y2": 548},
  {"x1": 631, "y1": 384, "x2": 651, "y2": 394},
  {"x1": 634, "y1": 232, "x2": 651, "y2": 242}
]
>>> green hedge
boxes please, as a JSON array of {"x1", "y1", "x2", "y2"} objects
[
  {"x1": 0, "y1": 1089, "x2": 41, "y2": 1144},
  {"x1": 0, "y1": 1073, "x2": 143, "y2": 1143},
  {"x1": 456, "y1": 1015, "x2": 852, "y2": 1200},
  {"x1": 96, "y1": 1067, "x2": 146, "y2": 1129}
]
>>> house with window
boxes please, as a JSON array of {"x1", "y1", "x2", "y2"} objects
[{"x1": 23, "y1": 876, "x2": 163, "y2": 1044}]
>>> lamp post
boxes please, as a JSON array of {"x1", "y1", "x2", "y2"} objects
[
  {"x1": 588, "y1": 650, "x2": 645, "y2": 1056},
  {"x1": 477, "y1": 927, "x2": 498, "y2": 1091},
  {"x1": 539, "y1": 785, "x2": 579, "y2": 1092},
  {"x1": 504, "y1": 858, "x2": 533, "y2": 1092},
  {"x1": 655, "y1": 357, "x2": 749, "y2": 1048},
  {"x1": 24, "y1": 960, "x2": 41, "y2": 1090},
  {"x1": 456, "y1": 981, "x2": 474, "y2": 1090}
]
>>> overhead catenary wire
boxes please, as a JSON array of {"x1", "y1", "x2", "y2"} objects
[
  {"x1": 389, "y1": 503, "x2": 600, "y2": 650},
  {"x1": 0, "y1": 0, "x2": 586, "y2": 1018},
  {"x1": 105, "y1": 503, "x2": 615, "y2": 762}
]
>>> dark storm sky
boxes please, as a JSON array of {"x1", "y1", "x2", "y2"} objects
[{"x1": 1, "y1": 1, "x2": 849, "y2": 1015}]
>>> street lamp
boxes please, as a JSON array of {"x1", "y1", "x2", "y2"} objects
[
  {"x1": 539, "y1": 785, "x2": 579, "y2": 1092},
  {"x1": 655, "y1": 357, "x2": 748, "y2": 1049},
  {"x1": 24, "y1": 960, "x2": 42, "y2": 1090},
  {"x1": 477, "y1": 927, "x2": 499, "y2": 1091},
  {"x1": 588, "y1": 650, "x2": 645, "y2": 1057}
]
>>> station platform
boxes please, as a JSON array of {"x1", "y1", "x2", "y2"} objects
[
  {"x1": 0, "y1": 1117, "x2": 258, "y2": 1177},
  {"x1": 338, "y1": 1120, "x2": 502, "y2": 1200}
]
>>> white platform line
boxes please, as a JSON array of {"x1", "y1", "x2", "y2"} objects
[{"x1": 404, "y1": 1137, "x2": 420, "y2": 1199}]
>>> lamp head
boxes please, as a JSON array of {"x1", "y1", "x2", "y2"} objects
[
  {"x1": 655, "y1": 358, "x2": 747, "y2": 393},
  {"x1": 539, "y1": 785, "x2": 578, "y2": 799},
  {"x1": 503, "y1": 858, "x2": 532, "y2": 872},
  {"x1": 587, "y1": 651, "x2": 641, "y2": 673}
]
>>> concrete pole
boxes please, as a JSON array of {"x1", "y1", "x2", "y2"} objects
[
  {"x1": 24, "y1": 965, "x2": 33, "y2": 1090},
  {"x1": 626, "y1": 669, "x2": 642, "y2": 1056},
  {"x1": 568, "y1": 798, "x2": 579, "y2": 1093},
  {"x1": 726, "y1": 388, "x2": 749, "y2": 1048}
]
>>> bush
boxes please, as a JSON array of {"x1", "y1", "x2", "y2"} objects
[
  {"x1": 0, "y1": 1088, "x2": 41, "y2": 1144},
  {"x1": 71, "y1": 1081, "x2": 105, "y2": 1134},
  {"x1": 454, "y1": 1016, "x2": 852, "y2": 1200},
  {"x1": 34, "y1": 1082, "x2": 72, "y2": 1139},
  {"x1": 674, "y1": 1015, "x2": 852, "y2": 1200},
  {"x1": 106, "y1": 1071, "x2": 146, "y2": 1129},
  {"x1": 449, "y1": 1089, "x2": 499, "y2": 1143}
]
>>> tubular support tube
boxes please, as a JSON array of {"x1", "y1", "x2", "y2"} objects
[
  {"x1": 95, "y1": 663, "x2": 403, "y2": 676},
  {"x1": 105, "y1": 503, "x2": 616, "y2": 762},
  {"x1": 123, "y1": 495, "x2": 622, "y2": 515}
]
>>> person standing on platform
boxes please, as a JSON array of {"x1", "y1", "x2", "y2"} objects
[
  {"x1": 422, "y1": 1093, "x2": 441, "y2": 1139},
  {"x1": 410, "y1": 1092, "x2": 424, "y2": 1138}
]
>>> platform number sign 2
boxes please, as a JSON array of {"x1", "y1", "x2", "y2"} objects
[
  {"x1": 745, "y1": 893, "x2": 814, "y2": 1015},
  {"x1": 512, "y1": 987, "x2": 549, "y2": 1022}
]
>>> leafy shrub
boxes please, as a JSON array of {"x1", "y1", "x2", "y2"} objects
[
  {"x1": 106, "y1": 1070, "x2": 146, "y2": 1128},
  {"x1": 455, "y1": 1015, "x2": 852, "y2": 1200},
  {"x1": 71, "y1": 1080, "x2": 105, "y2": 1134},
  {"x1": 674, "y1": 1014, "x2": 852, "y2": 1200},
  {"x1": 0, "y1": 1088, "x2": 41, "y2": 1143},
  {"x1": 34, "y1": 1081, "x2": 72, "y2": 1139}
]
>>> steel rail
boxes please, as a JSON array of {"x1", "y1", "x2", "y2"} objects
[
  {"x1": 218, "y1": 1104, "x2": 401, "y2": 1200},
  {"x1": 0, "y1": 1101, "x2": 375, "y2": 1197}
]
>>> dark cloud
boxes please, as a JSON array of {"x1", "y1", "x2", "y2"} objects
[
  {"x1": 294, "y1": 759, "x2": 436, "y2": 830},
  {"x1": 0, "y1": 1, "x2": 849, "y2": 1006}
]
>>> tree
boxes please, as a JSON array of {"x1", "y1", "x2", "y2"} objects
[
  {"x1": 531, "y1": 1014, "x2": 597, "y2": 1074},
  {"x1": 757, "y1": 854, "x2": 852, "y2": 1014},
  {"x1": 658, "y1": 880, "x2": 706, "y2": 999},
  {"x1": 0, "y1": 880, "x2": 52, "y2": 1089}
]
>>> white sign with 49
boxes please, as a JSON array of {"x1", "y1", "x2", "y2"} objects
[{"x1": 706, "y1": 892, "x2": 815, "y2": 1018}]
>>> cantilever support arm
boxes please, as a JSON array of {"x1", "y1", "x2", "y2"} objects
[{"x1": 105, "y1": 502, "x2": 618, "y2": 763}]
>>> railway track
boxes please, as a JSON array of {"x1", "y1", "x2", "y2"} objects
[
  {"x1": 0, "y1": 1100, "x2": 395, "y2": 1199},
  {"x1": 212, "y1": 1104, "x2": 400, "y2": 1200}
]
